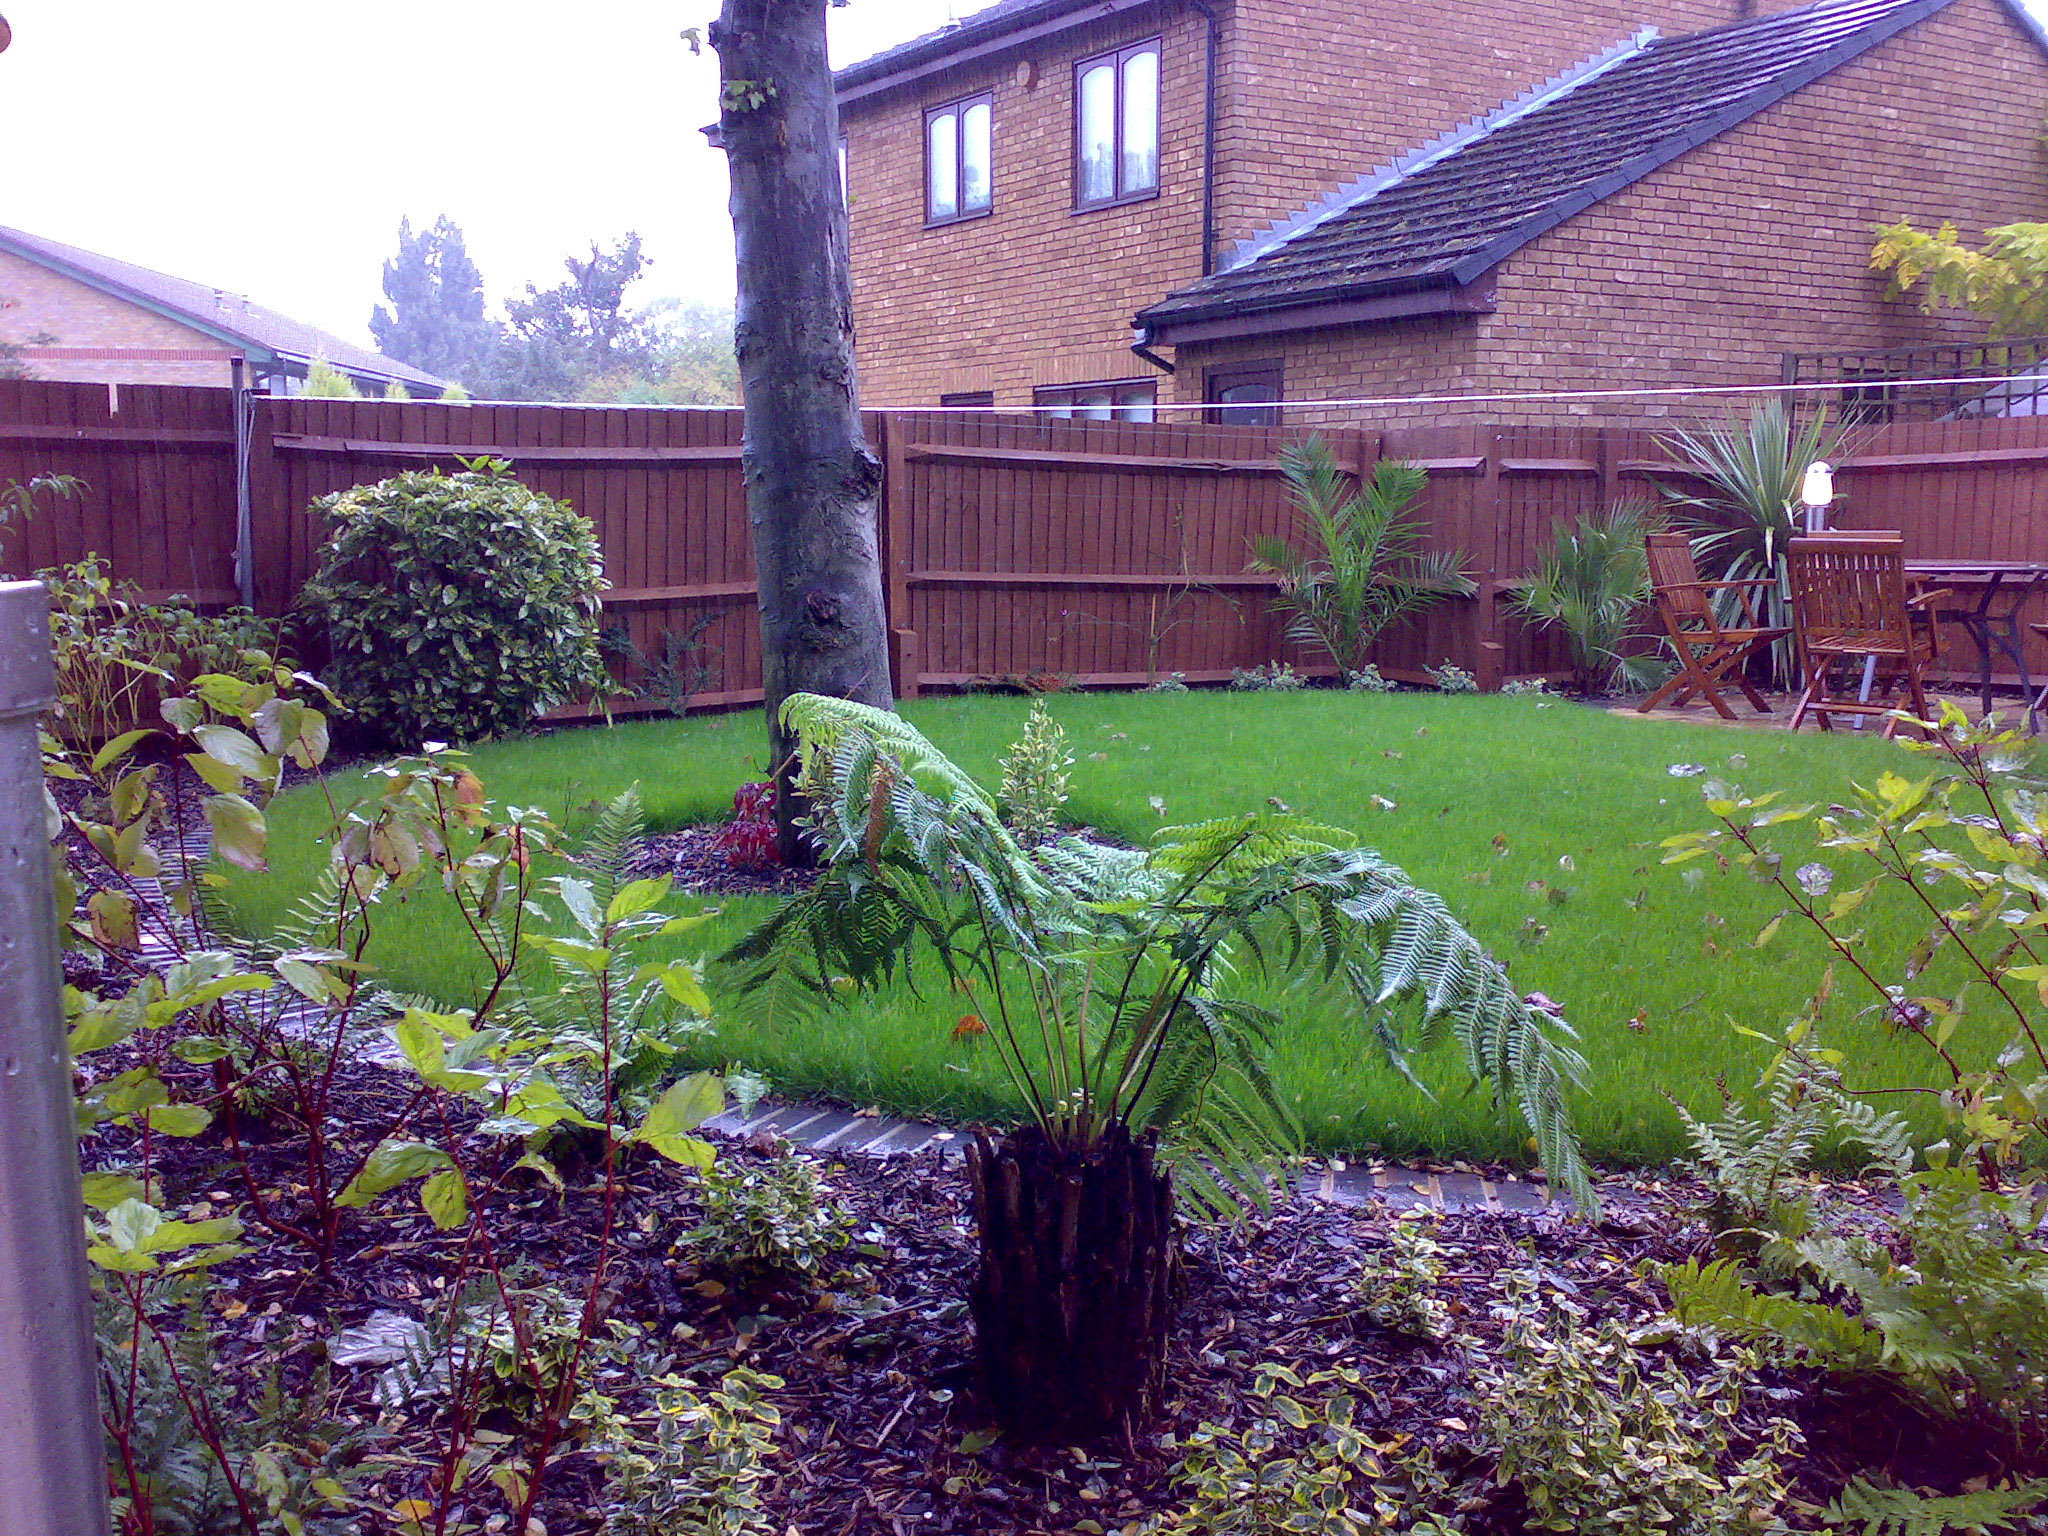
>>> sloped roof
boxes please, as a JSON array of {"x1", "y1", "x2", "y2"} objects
[
  {"x1": 0, "y1": 224, "x2": 444, "y2": 387},
  {"x1": 1137, "y1": 0, "x2": 2023, "y2": 339}
]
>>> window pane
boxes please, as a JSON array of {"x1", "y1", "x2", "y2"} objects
[
  {"x1": 961, "y1": 100, "x2": 991, "y2": 211},
  {"x1": 927, "y1": 110, "x2": 958, "y2": 219},
  {"x1": 1114, "y1": 383, "x2": 1157, "y2": 423},
  {"x1": 1078, "y1": 63, "x2": 1116, "y2": 203},
  {"x1": 1120, "y1": 48, "x2": 1159, "y2": 193},
  {"x1": 1075, "y1": 387, "x2": 1114, "y2": 422}
]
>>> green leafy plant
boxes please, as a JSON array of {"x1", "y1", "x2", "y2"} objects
[
  {"x1": 1498, "y1": 678, "x2": 1552, "y2": 696},
  {"x1": 1229, "y1": 660, "x2": 1304, "y2": 691},
  {"x1": 1475, "y1": 1278, "x2": 1798, "y2": 1536},
  {"x1": 1872, "y1": 218, "x2": 2048, "y2": 339},
  {"x1": 1656, "y1": 400, "x2": 1848, "y2": 686},
  {"x1": 577, "y1": 1366, "x2": 785, "y2": 1536},
  {"x1": 1145, "y1": 671, "x2": 1190, "y2": 693},
  {"x1": 1510, "y1": 500, "x2": 1658, "y2": 696},
  {"x1": 1824, "y1": 1473, "x2": 2048, "y2": 1535},
  {"x1": 1672, "y1": 1018, "x2": 1915, "y2": 1261},
  {"x1": 301, "y1": 358, "x2": 363, "y2": 398},
  {"x1": 603, "y1": 613, "x2": 722, "y2": 718},
  {"x1": 1425, "y1": 662, "x2": 1477, "y2": 694},
  {"x1": 0, "y1": 469, "x2": 83, "y2": 571},
  {"x1": 725, "y1": 694, "x2": 1591, "y2": 1435},
  {"x1": 996, "y1": 698, "x2": 1073, "y2": 845},
  {"x1": 1661, "y1": 1166, "x2": 2048, "y2": 1452},
  {"x1": 1345, "y1": 663, "x2": 1397, "y2": 692},
  {"x1": 297, "y1": 457, "x2": 609, "y2": 745},
  {"x1": 682, "y1": 1151, "x2": 854, "y2": 1286},
  {"x1": 1351, "y1": 1216, "x2": 1453, "y2": 1340},
  {"x1": 1252, "y1": 438, "x2": 1473, "y2": 676},
  {"x1": 1150, "y1": 1362, "x2": 1469, "y2": 1535}
]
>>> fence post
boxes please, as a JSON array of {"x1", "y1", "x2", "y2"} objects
[{"x1": 0, "y1": 581, "x2": 109, "y2": 1536}]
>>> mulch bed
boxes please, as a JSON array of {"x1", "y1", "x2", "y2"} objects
[
  {"x1": 86, "y1": 1057, "x2": 2002, "y2": 1536},
  {"x1": 628, "y1": 826, "x2": 821, "y2": 897}
]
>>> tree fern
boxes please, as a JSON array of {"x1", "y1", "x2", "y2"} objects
[
  {"x1": 726, "y1": 695, "x2": 1598, "y2": 1211},
  {"x1": 1825, "y1": 1475, "x2": 2048, "y2": 1535}
]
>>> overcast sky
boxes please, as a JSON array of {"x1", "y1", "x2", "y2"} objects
[{"x1": 0, "y1": 1, "x2": 979, "y2": 347}]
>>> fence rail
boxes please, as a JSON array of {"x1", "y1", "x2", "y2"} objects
[{"x1": 5, "y1": 379, "x2": 2048, "y2": 710}]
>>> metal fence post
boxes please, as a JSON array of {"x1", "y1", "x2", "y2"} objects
[{"x1": 0, "y1": 581, "x2": 110, "y2": 1536}]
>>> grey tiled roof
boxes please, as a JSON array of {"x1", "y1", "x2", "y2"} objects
[
  {"x1": 1136, "y1": 0, "x2": 1980, "y2": 333},
  {"x1": 0, "y1": 224, "x2": 444, "y2": 387},
  {"x1": 836, "y1": 0, "x2": 1082, "y2": 93}
]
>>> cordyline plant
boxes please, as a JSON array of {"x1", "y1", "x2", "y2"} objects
[
  {"x1": 724, "y1": 693, "x2": 1593, "y2": 1440},
  {"x1": 1251, "y1": 437, "x2": 1473, "y2": 678},
  {"x1": 1656, "y1": 400, "x2": 1848, "y2": 688}
]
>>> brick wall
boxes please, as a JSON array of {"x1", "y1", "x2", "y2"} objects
[
  {"x1": 1170, "y1": 0, "x2": 2048, "y2": 427},
  {"x1": 840, "y1": 0, "x2": 1811, "y2": 409},
  {"x1": 843, "y1": 1, "x2": 1207, "y2": 409},
  {"x1": 0, "y1": 249, "x2": 237, "y2": 387}
]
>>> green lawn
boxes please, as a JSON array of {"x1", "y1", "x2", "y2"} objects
[{"x1": 221, "y1": 691, "x2": 1967, "y2": 1171}]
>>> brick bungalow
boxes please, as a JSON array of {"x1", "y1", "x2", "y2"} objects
[
  {"x1": 0, "y1": 225, "x2": 441, "y2": 395},
  {"x1": 835, "y1": 0, "x2": 2048, "y2": 424}
]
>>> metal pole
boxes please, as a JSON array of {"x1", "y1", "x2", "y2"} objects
[
  {"x1": 231, "y1": 355, "x2": 255, "y2": 611},
  {"x1": 0, "y1": 582, "x2": 110, "y2": 1536}
]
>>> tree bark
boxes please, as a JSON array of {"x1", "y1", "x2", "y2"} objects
[
  {"x1": 967, "y1": 1125, "x2": 1180, "y2": 1442},
  {"x1": 713, "y1": 0, "x2": 894, "y2": 865}
]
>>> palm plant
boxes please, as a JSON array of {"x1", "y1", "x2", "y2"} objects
[
  {"x1": 1252, "y1": 437, "x2": 1474, "y2": 677},
  {"x1": 1657, "y1": 400, "x2": 1848, "y2": 686},
  {"x1": 725, "y1": 694, "x2": 1594, "y2": 1440},
  {"x1": 1511, "y1": 499, "x2": 1659, "y2": 696}
]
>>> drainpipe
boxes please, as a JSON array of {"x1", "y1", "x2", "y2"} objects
[
  {"x1": 1133, "y1": 0, "x2": 1221, "y2": 381},
  {"x1": 1187, "y1": 0, "x2": 1221, "y2": 277},
  {"x1": 231, "y1": 355, "x2": 254, "y2": 610}
]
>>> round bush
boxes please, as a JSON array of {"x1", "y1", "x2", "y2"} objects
[{"x1": 299, "y1": 461, "x2": 609, "y2": 746}]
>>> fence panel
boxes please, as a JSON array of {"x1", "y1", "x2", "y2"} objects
[
  {"x1": 10, "y1": 377, "x2": 2048, "y2": 702},
  {"x1": 0, "y1": 378, "x2": 238, "y2": 603}
]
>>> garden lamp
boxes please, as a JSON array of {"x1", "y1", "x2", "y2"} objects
[{"x1": 1800, "y1": 459, "x2": 1835, "y2": 532}]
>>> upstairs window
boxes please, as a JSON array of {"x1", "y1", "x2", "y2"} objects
[
  {"x1": 1035, "y1": 378, "x2": 1157, "y2": 422},
  {"x1": 926, "y1": 93, "x2": 993, "y2": 225},
  {"x1": 1075, "y1": 39, "x2": 1159, "y2": 209}
]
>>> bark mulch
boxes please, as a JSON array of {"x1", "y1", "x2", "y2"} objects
[{"x1": 91, "y1": 1066, "x2": 1988, "y2": 1536}]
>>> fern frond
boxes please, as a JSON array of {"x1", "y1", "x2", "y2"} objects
[
  {"x1": 1658, "y1": 1258, "x2": 1887, "y2": 1369},
  {"x1": 1825, "y1": 1475, "x2": 2048, "y2": 1535}
]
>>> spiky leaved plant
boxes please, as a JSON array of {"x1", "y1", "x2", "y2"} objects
[
  {"x1": 1511, "y1": 499, "x2": 1660, "y2": 696},
  {"x1": 725, "y1": 694, "x2": 1594, "y2": 1440},
  {"x1": 1251, "y1": 437, "x2": 1473, "y2": 677},
  {"x1": 1657, "y1": 400, "x2": 1848, "y2": 687}
]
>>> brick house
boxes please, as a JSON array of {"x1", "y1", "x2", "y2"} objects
[
  {"x1": 0, "y1": 225, "x2": 441, "y2": 395},
  {"x1": 835, "y1": 0, "x2": 2048, "y2": 424}
]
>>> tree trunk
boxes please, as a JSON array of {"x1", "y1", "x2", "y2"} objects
[
  {"x1": 967, "y1": 1125, "x2": 1179, "y2": 1442},
  {"x1": 713, "y1": 0, "x2": 894, "y2": 866}
]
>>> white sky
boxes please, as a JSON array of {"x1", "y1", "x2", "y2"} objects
[{"x1": 0, "y1": 1, "x2": 981, "y2": 348}]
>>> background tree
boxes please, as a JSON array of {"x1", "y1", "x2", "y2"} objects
[
  {"x1": 480, "y1": 234, "x2": 664, "y2": 401},
  {"x1": 1872, "y1": 219, "x2": 2048, "y2": 338},
  {"x1": 711, "y1": 0, "x2": 894, "y2": 862},
  {"x1": 594, "y1": 299, "x2": 741, "y2": 405},
  {"x1": 369, "y1": 215, "x2": 498, "y2": 383}
]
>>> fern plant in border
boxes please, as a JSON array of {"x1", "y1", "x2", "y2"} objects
[
  {"x1": 1251, "y1": 437, "x2": 1474, "y2": 678},
  {"x1": 724, "y1": 693, "x2": 1593, "y2": 1440}
]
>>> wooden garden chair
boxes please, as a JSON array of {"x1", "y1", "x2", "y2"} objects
[
  {"x1": 1786, "y1": 533, "x2": 1947, "y2": 738},
  {"x1": 1637, "y1": 531, "x2": 1790, "y2": 719}
]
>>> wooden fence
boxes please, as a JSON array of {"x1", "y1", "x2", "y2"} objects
[{"x1": 6, "y1": 378, "x2": 2048, "y2": 711}]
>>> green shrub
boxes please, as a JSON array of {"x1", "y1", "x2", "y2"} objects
[
  {"x1": 1145, "y1": 671, "x2": 1190, "y2": 692},
  {"x1": 1151, "y1": 1362, "x2": 1468, "y2": 1534},
  {"x1": 578, "y1": 1366, "x2": 784, "y2": 1536},
  {"x1": 298, "y1": 458, "x2": 608, "y2": 745},
  {"x1": 996, "y1": 698, "x2": 1073, "y2": 844},
  {"x1": 1425, "y1": 662, "x2": 1478, "y2": 694},
  {"x1": 1661, "y1": 1166, "x2": 2048, "y2": 1451},
  {"x1": 1351, "y1": 1215, "x2": 1452, "y2": 1339},
  {"x1": 1509, "y1": 500, "x2": 1658, "y2": 696},
  {"x1": 1475, "y1": 1280, "x2": 1797, "y2": 1536},
  {"x1": 1345, "y1": 664, "x2": 1396, "y2": 692},
  {"x1": 682, "y1": 1152, "x2": 853, "y2": 1286},
  {"x1": 1498, "y1": 678, "x2": 1552, "y2": 696},
  {"x1": 1229, "y1": 661, "x2": 1304, "y2": 692}
]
